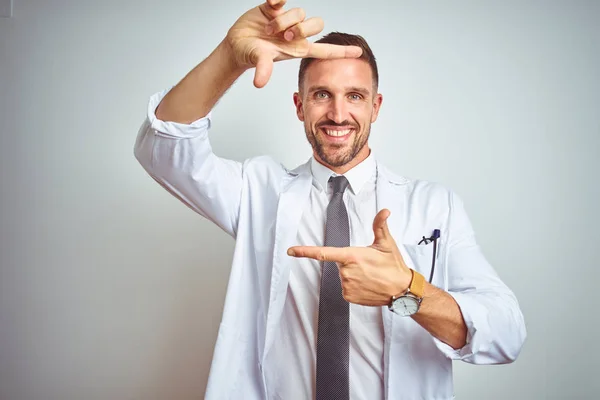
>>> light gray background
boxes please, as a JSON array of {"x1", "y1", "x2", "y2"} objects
[{"x1": 1, "y1": 0, "x2": 598, "y2": 399}]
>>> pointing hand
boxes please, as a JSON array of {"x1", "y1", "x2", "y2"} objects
[{"x1": 287, "y1": 209, "x2": 413, "y2": 306}]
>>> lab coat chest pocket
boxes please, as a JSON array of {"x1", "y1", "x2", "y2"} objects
[{"x1": 401, "y1": 243, "x2": 446, "y2": 290}]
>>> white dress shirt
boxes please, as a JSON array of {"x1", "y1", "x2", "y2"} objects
[{"x1": 265, "y1": 153, "x2": 385, "y2": 400}]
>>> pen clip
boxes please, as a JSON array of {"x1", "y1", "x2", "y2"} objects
[{"x1": 418, "y1": 229, "x2": 441, "y2": 245}]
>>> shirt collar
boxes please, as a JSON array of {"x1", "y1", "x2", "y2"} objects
[{"x1": 310, "y1": 151, "x2": 376, "y2": 195}]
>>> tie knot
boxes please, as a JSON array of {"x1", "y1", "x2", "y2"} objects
[{"x1": 330, "y1": 175, "x2": 349, "y2": 194}]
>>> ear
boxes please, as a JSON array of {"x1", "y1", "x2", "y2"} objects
[
  {"x1": 370, "y1": 93, "x2": 383, "y2": 123},
  {"x1": 293, "y1": 92, "x2": 305, "y2": 121}
]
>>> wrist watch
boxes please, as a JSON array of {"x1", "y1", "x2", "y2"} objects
[{"x1": 388, "y1": 269, "x2": 426, "y2": 316}]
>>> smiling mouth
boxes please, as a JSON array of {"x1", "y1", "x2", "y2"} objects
[
  {"x1": 320, "y1": 127, "x2": 355, "y2": 138},
  {"x1": 324, "y1": 129, "x2": 352, "y2": 137}
]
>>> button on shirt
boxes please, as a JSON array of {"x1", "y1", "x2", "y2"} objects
[{"x1": 265, "y1": 153, "x2": 384, "y2": 400}]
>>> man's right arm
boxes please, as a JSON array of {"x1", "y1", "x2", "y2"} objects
[
  {"x1": 134, "y1": 0, "x2": 363, "y2": 236},
  {"x1": 134, "y1": 87, "x2": 245, "y2": 237},
  {"x1": 134, "y1": 42, "x2": 248, "y2": 239}
]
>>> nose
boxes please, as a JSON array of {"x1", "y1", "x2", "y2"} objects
[{"x1": 326, "y1": 96, "x2": 349, "y2": 124}]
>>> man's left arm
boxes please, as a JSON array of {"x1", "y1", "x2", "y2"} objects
[
  {"x1": 410, "y1": 281, "x2": 468, "y2": 351},
  {"x1": 287, "y1": 192, "x2": 527, "y2": 364},
  {"x1": 418, "y1": 191, "x2": 527, "y2": 364}
]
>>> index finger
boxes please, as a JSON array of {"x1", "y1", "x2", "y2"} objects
[
  {"x1": 306, "y1": 43, "x2": 363, "y2": 59},
  {"x1": 287, "y1": 246, "x2": 351, "y2": 262}
]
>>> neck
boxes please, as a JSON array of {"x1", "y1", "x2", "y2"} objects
[{"x1": 315, "y1": 146, "x2": 371, "y2": 175}]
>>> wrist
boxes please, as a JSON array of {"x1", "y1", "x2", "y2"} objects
[
  {"x1": 380, "y1": 267, "x2": 412, "y2": 305},
  {"x1": 388, "y1": 270, "x2": 426, "y2": 316},
  {"x1": 214, "y1": 39, "x2": 248, "y2": 78},
  {"x1": 390, "y1": 266, "x2": 412, "y2": 297}
]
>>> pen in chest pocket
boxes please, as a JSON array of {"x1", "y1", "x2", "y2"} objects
[{"x1": 418, "y1": 229, "x2": 441, "y2": 283}]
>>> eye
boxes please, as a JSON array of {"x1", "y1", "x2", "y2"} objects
[
  {"x1": 348, "y1": 93, "x2": 363, "y2": 101},
  {"x1": 315, "y1": 91, "x2": 330, "y2": 99}
]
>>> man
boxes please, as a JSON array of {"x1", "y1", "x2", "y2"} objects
[{"x1": 134, "y1": 0, "x2": 526, "y2": 399}]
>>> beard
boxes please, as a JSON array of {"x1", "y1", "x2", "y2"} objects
[{"x1": 305, "y1": 121, "x2": 371, "y2": 168}]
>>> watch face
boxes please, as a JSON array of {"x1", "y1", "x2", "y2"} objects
[{"x1": 391, "y1": 296, "x2": 420, "y2": 316}]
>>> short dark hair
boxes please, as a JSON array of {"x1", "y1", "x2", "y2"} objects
[{"x1": 298, "y1": 32, "x2": 379, "y2": 91}]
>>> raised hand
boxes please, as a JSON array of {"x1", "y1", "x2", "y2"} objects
[
  {"x1": 226, "y1": 0, "x2": 363, "y2": 88},
  {"x1": 287, "y1": 209, "x2": 414, "y2": 306}
]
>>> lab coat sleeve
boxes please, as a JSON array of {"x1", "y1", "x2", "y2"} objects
[
  {"x1": 133, "y1": 88, "x2": 243, "y2": 238},
  {"x1": 432, "y1": 190, "x2": 527, "y2": 364}
]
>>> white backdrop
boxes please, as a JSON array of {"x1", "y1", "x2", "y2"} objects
[{"x1": 1, "y1": 0, "x2": 599, "y2": 399}]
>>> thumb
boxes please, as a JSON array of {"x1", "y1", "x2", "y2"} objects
[
  {"x1": 253, "y1": 55, "x2": 273, "y2": 88},
  {"x1": 372, "y1": 209, "x2": 393, "y2": 246}
]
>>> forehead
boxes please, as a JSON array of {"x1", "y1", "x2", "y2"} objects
[{"x1": 302, "y1": 58, "x2": 373, "y2": 92}]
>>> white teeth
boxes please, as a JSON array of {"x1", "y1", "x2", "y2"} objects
[{"x1": 325, "y1": 129, "x2": 351, "y2": 137}]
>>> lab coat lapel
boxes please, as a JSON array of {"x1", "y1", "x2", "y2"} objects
[
  {"x1": 375, "y1": 161, "x2": 410, "y2": 250},
  {"x1": 262, "y1": 161, "x2": 313, "y2": 363},
  {"x1": 375, "y1": 161, "x2": 411, "y2": 399}
]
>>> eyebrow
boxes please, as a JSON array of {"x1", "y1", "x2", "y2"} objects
[{"x1": 307, "y1": 85, "x2": 372, "y2": 97}]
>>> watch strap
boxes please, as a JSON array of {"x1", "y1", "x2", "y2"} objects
[{"x1": 408, "y1": 269, "x2": 426, "y2": 298}]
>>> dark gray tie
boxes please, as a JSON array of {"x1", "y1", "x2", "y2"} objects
[{"x1": 316, "y1": 175, "x2": 350, "y2": 400}]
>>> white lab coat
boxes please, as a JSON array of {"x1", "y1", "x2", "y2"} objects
[{"x1": 134, "y1": 90, "x2": 526, "y2": 400}]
